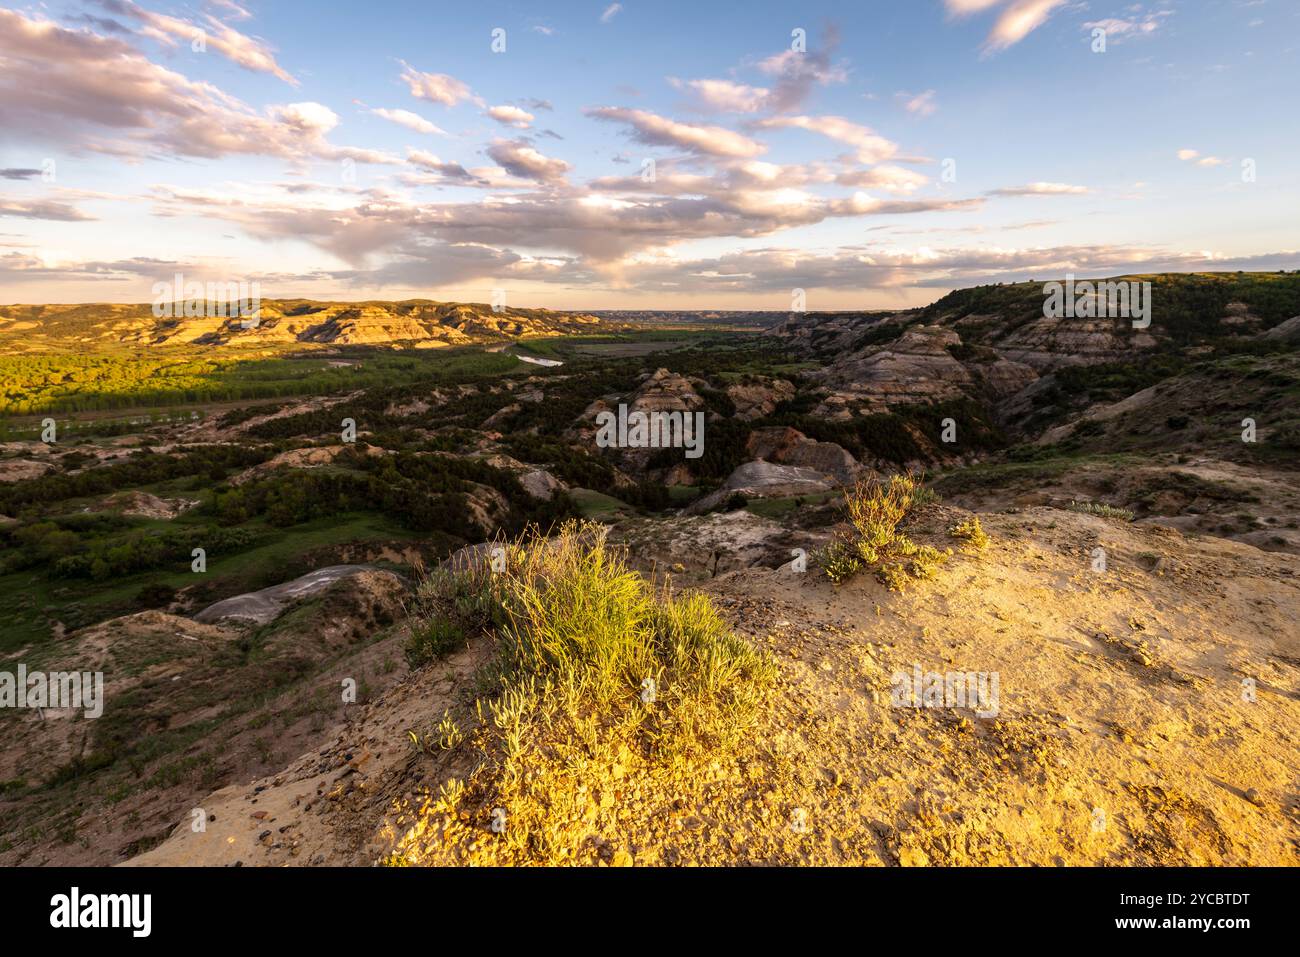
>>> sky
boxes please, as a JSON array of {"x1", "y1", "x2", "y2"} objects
[{"x1": 1, "y1": 0, "x2": 1297, "y2": 310}]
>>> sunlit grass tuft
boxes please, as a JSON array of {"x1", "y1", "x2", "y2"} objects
[
  {"x1": 819, "y1": 473, "x2": 949, "y2": 589},
  {"x1": 386, "y1": 520, "x2": 776, "y2": 865}
]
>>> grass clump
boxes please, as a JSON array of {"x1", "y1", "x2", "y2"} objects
[
  {"x1": 949, "y1": 516, "x2": 990, "y2": 552},
  {"x1": 385, "y1": 520, "x2": 776, "y2": 865},
  {"x1": 1066, "y1": 501, "x2": 1135, "y2": 522},
  {"x1": 403, "y1": 557, "x2": 505, "y2": 667},
  {"x1": 820, "y1": 474, "x2": 948, "y2": 590}
]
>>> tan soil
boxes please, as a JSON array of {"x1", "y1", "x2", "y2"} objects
[{"x1": 128, "y1": 506, "x2": 1300, "y2": 866}]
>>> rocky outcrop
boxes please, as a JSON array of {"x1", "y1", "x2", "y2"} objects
[
  {"x1": 194, "y1": 565, "x2": 388, "y2": 625},
  {"x1": 727, "y1": 377, "x2": 795, "y2": 420},
  {"x1": 519, "y1": 469, "x2": 565, "y2": 500},
  {"x1": 1260, "y1": 315, "x2": 1300, "y2": 341},
  {"x1": 744, "y1": 427, "x2": 860, "y2": 484},
  {"x1": 810, "y1": 325, "x2": 973, "y2": 414},
  {"x1": 228, "y1": 444, "x2": 385, "y2": 485},
  {"x1": 689, "y1": 460, "x2": 835, "y2": 513}
]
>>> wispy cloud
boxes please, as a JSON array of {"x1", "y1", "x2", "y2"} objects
[
  {"x1": 588, "y1": 107, "x2": 767, "y2": 157},
  {"x1": 753, "y1": 115, "x2": 897, "y2": 164},
  {"x1": 104, "y1": 0, "x2": 297, "y2": 84},
  {"x1": 898, "y1": 89, "x2": 938, "y2": 117},
  {"x1": 0, "y1": 198, "x2": 97, "y2": 222},
  {"x1": 946, "y1": 0, "x2": 1067, "y2": 53},
  {"x1": 987, "y1": 182, "x2": 1089, "y2": 196},
  {"x1": 1177, "y1": 149, "x2": 1227, "y2": 167}
]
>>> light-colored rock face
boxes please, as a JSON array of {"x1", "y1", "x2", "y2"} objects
[
  {"x1": 811, "y1": 324, "x2": 975, "y2": 413},
  {"x1": 690, "y1": 459, "x2": 835, "y2": 513},
  {"x1": 519, "y1": 469, "x2": 565, "y2": 500},
  {"x1": 745, "y1": 426, "x2": 860, "y2": 484},
  {"x1": 194, "y1": 565, "x2": 384, "y2": 625},
  {"x1": 727, "y1": 378, "x2": 795, "y2": 420},
  {"x1": 629, "y1": 368, "x2": 706, "y2": 415},
  {"x1": 1260, "y1": 315, "x2": 1300, "y2": 341},
  {"x1": 989, "y1": 314, "x2": 1152, "y2": 371},
  {"x1": 570, "y1": 369, "x2": 710, "y2": 471},
  {"x1": 970, "y1": 356, "x2": 1039, "y2": 399}
]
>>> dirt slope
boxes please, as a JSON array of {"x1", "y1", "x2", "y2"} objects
[{"x1": 129, "y1": 506, "x2": 1300, "y2": 866}]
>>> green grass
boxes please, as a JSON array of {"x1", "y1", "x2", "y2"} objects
[
  {"x1": 1065, "y1": 501, "x2": 1135, "y2": 522},
  {"x1": 387, "y1": 521, "x2": 776, "y2": 865},
  {"x1": 666, "y1": 484, "x2": 702, "y2": 504},
  {"x1": 0, "y1": 345, "x2": 523, "y2": 420},
  {"x1": 820, "y1": 474, "x2": 949, "y2": 588},
  {"x1": 0, "y1": 511, "x2": 419, "y2": 657},
  {"x1": 744, "y1": 490, "x2": 838, "y2": 519},
  {"x1": 567, "y1": 487, "x2": 631, "y2": 520},
  {"x1": 930, "y1": 452, "x2": 1143, "y2": 496}
]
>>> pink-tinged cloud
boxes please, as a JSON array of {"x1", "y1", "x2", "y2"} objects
[
  {"x1": 587, "y1": 107, "x2": 767, "y2": 158},
  {"x1": 109, "y1": 0, "x2": 297, "y2": 84},
  {"x1": 485, "y1": 139, "x2": 571, "y2": 184},
  {"x1": 753, "y1": 115, "x2": 897, "y2": 164},
  {"x1": 371, "y1": 108, "x2": 446, "y2": 135},
  {"x1": 668, "y1": 78, "x2": 771, "y2": 113},
  {"x1": 486, "y1": 105, "x2": 535, "y2": 129},
  {"x1": 399, "y1": 63, "x2": 479, "y2": 107}
]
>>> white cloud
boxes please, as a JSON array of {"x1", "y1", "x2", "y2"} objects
[
  {"x1": 600, "y1": 4, "x2": 623, "y2": 24},
  {"x1": 944, "y1": 0, "x2": 1067, "y2": 53},
  {"x1": 1178, "y1": 149, "x2": 1227, "y2": 167},
  {"x1": 669, "y1": 77, "x2": 771, "y2": 113},
  {"x1": 753, "y1": 115, "x2": 897, "y2": 164},
  {"x1": 371, "y1": 107, "x2": 445, "y2": 136},
  {"x1": 836, "y1": 165, "x2": 929, "y2": 194},
  {"x1": 399, "y1": 62, "x2": 479, "y2": 107},
  {"x1": 486, "y1": 105, "x2": 535, "y2": 129},
  {"x1": 986, "y1": 0, "x2": 1067, "y2": 52},
  {"x1": 0, "y1": 10, "x2": 397, "y2": 165}
]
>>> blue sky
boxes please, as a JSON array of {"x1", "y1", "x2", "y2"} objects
[{"x1": 1, "y1": 0, "x2": 1297, "y2": 308}]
